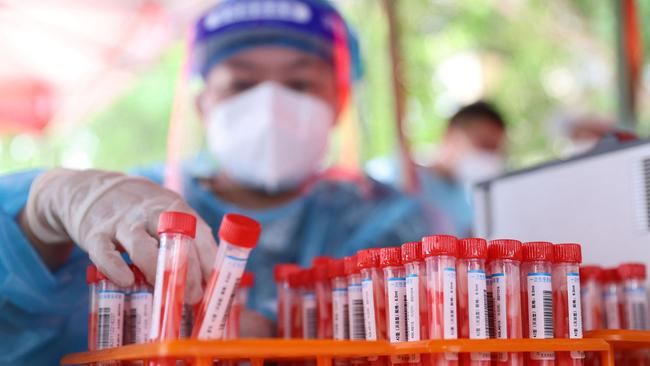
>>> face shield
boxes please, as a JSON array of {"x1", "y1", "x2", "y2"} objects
[{"x1": 162, "y1": 0, "x2": 365, "y2": 195}]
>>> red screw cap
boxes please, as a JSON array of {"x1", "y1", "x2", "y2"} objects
[
  {"x1": 130, "y1": 264, "x2": 146, "y2": 284},
  {"x1": 328, "y1": 258, "x2": 346, "y2": 279},
  {"x1": 379, "y1": 247, "x2": 402, "y2": 268},
  {"x1": 488, "y1": 239, "x2": 522, "y2": 261},
  {"x1": 401, "y1": 242, "x2": 422, "y2": 263},
  {"x1": 618, "y1": 263, "x2": 647, "y2": 281},
  {"x1": 522, "y1": 242, "x2": 554, "y2": 262},
  {"x1": 422, "y1": 235, "x2": 458, "y2": 257},
  {"x1": 86, "y1": 265, "x2": 97, "y2": 284},
  {"x1": 579, "y1": 265, "x2": 603, "y2": 282},
  {"x1": 553, "y1": 243, "x2": 582, "y2": 264},
  {"x1": 96, "y1": 269, "x2": 110, "y2": 282},
  {"x1": 274, "y1": 263, "x2": 301, "y2": 283},
  {"x1": 157, "y1": 211, "x2": 197, "y2": 238},
  {"x1": 218, "y1": 213, "x2": 262, "y2": 248},
  {"x1": 240, "y1": 272, "x2": 255, "y2": 288},
  {"x1": 458, "y1": 238, "x2": 488, "y2": 259},
  {"x1": 312, "y1": 256, "x2": 334, "y2": 282},
  {"x1": 601, "y1": 268, "x2": 620, "y2": 284},
  {"x1": 344, "y1": 255, "x2": 360, "y2": 275},
  {"x1": 288, "y1": 271, "x2": 303, "y2": 288},
  {"x1": 357, "y1": 248, "x2": 381, "y2": 269}
]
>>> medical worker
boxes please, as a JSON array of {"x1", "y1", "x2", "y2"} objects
[
  {"x1": 0, "y1": 0, "x2": 438, "y2": 364},
  {"x1": 418, "y1": 101, "x2": 507, "y2": 236}
]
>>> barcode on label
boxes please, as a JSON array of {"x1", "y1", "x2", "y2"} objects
[
  {"x1": 486, "y1": 289, "x2": 495, "y2": 338},
  {"x1": 97, "y1": 307, "x2": 112, "y2": 349},
  {"x1": 302, "y1": 292, "x2": 317, "y2": 339},
  {"x1": 124, "y1": 308, "x2": 137, "y2": 344},
  {"x1": 543, "y1": 290, "x2": 553, "y2": 337},
  {"x1": 351, "y1": 298, "x2": 365, "y2": 339},
  {"x1": 528, "y1": 273, "x2": 554, "y2": 361}
]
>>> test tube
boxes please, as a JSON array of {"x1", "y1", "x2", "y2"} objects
[
  {"x1": 87, "y1": 265, "x2": 98, "y2": 351},
  {"x1": 358, "y1": 248, "x2": 387, "y2": 345},
  {"x1": 601, "y1": 268, "x2": 623, "y2": 329},
  {"x1": 288, "y1": 271, "x2": 304, "y2": 338},
  {"x1": 193, "y1": 213, "x2": 261, "y2": 340},
  {"x1": 96, "y1": 269, "x2": 125, "y2": 366},
  {"x1": 521, "y1": 241, "x2": 555, "y2": 366},
  {"x1": 124, "y1": 265, "x2": 153, "y2": 345},
  {"x1": 552, "y1": 244, "x2": 584, "y2": 366},
  {"x1": 380, "y1": 247, "x2": 413, "y2": 366},
  {"x1": 275, "y1": 263, "x2": 301, "y2": 338},
  {"x1": 301, "y1": 268, "x2": 318, "y2": 339},
  {"x1": 617, "y1": 263, "x2": 649, "y2": 366},
  {"x1": 422, "y1": 234, "x2": 459, "y2": 366},
  {"x1": 329, "y1": 258, "x2": 350, "y2": 340},
  {"x1": 487, "y1": 239, "x2": 524, "y2": 366},
  {"x1": 149, "y1": 211, "x2": 196, "y2": 345},
  {"x1": 457, "y1": 238, "x2": 491, "y2": 366},
  {"x1": 313, "y1": 256, "x2": 334, "y2": 339},
  {"x1": 579, "y1": 265, "x2": 603, "y2": 366},
  {"x1": 401, "y1": 242, "x2": 431, "y2": 366},
  {"x1": 225, "y1": 271, "x2": 254, "y2": 339},
  {"x1": 618, "y1": 263, "x2": 649, "y2": 330},
  {"x1": 579, "y1": 266, "x2": 603, "y2": 332},
  {"x1": 344, "y1": 255, "x2": 366, "y2": 340}
]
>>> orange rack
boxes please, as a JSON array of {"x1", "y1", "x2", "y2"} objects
[
  {"x1": 61, "y1": 338, "x2": 612, "y2": 366},
  {"x1": 586, "y1": 329, "x2": 650, "y2": 351}
]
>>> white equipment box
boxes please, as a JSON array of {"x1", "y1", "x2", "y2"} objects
[{"x1": 473, "y1": 139, "x2": 650, "y2": 268}]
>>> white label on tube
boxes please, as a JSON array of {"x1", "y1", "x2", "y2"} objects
[
  {"x1": 348, "y1": 281, "x2": 366, "y2": 340},
  {"x1": 491, "y1": 273, "x2": 508, "y2": 361},
  {"x1": 387, "y1": 276, "x2": 418, "y2": 364},
  {"x1": 97, "y1": 290, "x2": 125, "y2": 349},
  {"x1": 567, "y1": 272, "x2": 585, "y2": 359},
  {"x1": 405, "y1": 273, "x2": 420, "y2": 341},
  {"x1": 387, "y1": 277, "x2": 407, "y2": 343},
  {"x1": 332, "y1": 286, "x2": 349, "y2": 340},
  {"x1": 624, "y1": 286, "x2": 649, "y2": 330},
  {"x1": 443, "y1": 267, "x2": 458, "y2": 361},
  {"x1": 603, "y1": 286, "x2": 621, "y2": 329},
  {"x1": 125, "y1": 291, "x2": 152, "y2": 344},
  {"x1": 197, "y1": 252, "x2": 247, "y2": 339},
  {"x1": 302, "y1": 292, "x2": 317, "y2": 339},
  {"x1": 527, "y1": 272, "x2": 554, "y2": 360},
  {"x1": 361, "y1": 278, "x2": 377, "y2": 340},
  {"x1": 468, "y1": 270, "x2": 491, "y2": 361}
]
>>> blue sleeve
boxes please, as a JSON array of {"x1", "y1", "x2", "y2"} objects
[{"x1": 0, "y1": 169, "x2": 89, "y2": 364}]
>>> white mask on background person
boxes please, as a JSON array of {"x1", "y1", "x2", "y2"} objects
[
  {"x1": 205, "y1": 81, "x2": 335, "y2": 193},
  {"x1": 452, "y1": 150, "x2": 505, "y2": 187}
]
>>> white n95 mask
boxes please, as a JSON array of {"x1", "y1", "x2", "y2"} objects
[
  {"x1": 453, "y1": 150, "x2": 505, "y2": 185},
  {"x1": 206, "y1": 81, "x2": 335, "y2": 193}
]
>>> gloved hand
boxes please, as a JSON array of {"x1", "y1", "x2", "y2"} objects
[{"x1": 22, "y1": 168, "x2": 218, "y2": 304}]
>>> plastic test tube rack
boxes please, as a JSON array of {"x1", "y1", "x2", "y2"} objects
[{"x1": 61, "y1": 337, "x2": 613, "y2": 366}]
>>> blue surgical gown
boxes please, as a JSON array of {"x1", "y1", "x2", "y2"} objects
[{"x1": 0, "y1": 165, "x2": 438, "y2": 365}]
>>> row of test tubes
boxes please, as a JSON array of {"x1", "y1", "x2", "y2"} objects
[
  {"x1": 86, "y1": 211, "x2": 262, "y2": 359},
  {"x1": 275, "y1": 236, "x2": 587, "y2": 366}
]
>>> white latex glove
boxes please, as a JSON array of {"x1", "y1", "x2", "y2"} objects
[{"x1": 23, "y1": 168, "x2": 218, "y2": 304}]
